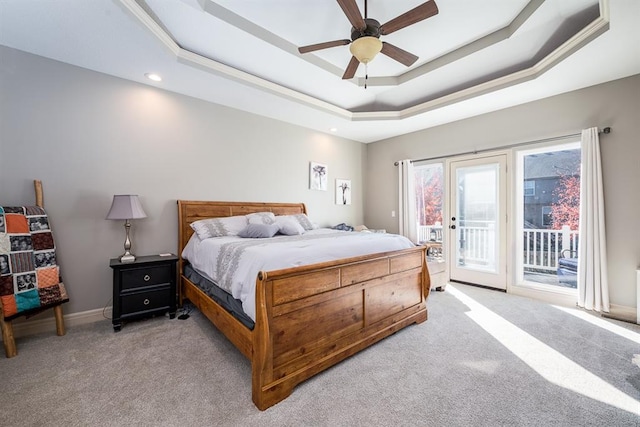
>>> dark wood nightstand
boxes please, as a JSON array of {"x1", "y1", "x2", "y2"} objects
[{"x1": 109, "y1": 254, "x2": 178, "y2": 332}]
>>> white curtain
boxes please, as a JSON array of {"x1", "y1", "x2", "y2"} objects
[
  {"x1": 577, "y1": 128, "x2": 610, "y2": 312},
  {"x1": 398, "y1": 160, "x2": 418, "y2": 243}
]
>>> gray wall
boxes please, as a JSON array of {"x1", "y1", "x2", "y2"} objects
[
  {"x1": 365, "y1": 73, "x2": 640, "y2": 310},
  {"x1": 0, "y1": 46, "x2": 366, "y2": 315},
  {"x1": 2, "y1": 44, "x2": 638, "y2": 316}
]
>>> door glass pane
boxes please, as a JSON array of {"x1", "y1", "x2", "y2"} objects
[
  {"x1": 413, "y1": 163, "x2": 444, "y2": 259},
  {"x1": 456, "y1": 164, "x2": 499, "y2": 273},
  {"x1": 521, "y1": 146, "x2": 580, "y2": 288}
]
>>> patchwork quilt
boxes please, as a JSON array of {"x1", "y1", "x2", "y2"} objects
[{"x1": 0, "y1": 206, "x2": 69, "y2": 320}]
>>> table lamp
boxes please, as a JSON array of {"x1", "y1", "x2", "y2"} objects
[{"x1": 106, "y1": 195, "x2": 147, "y2": 263}]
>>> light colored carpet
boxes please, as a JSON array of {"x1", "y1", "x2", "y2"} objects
[{"x1": 2, "y1": 283, "x2": 639, "y2": 426}]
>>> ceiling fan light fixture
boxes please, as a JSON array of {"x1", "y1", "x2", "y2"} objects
[{"x1": 349, "y1": 36, "x2": 382, "y2": 64}]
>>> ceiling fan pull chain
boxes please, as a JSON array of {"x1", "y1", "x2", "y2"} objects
[{"x1": 365, "y1": 63, "x2": 368, "y2": 89}]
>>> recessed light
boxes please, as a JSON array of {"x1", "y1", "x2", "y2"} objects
[
  {"x1": 145, "y1": 73, "x2": 162, "y2": 82},
  {"x1": 330, "y1": 127, "x2": 338, "y2": 132}
]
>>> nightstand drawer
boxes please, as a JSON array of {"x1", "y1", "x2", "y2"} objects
[
  {"x1": 120, "y1": 286, "x2": 172, "y2": 316},
  {"x1": 121, "y1": 264, "x2": 172, "y2": 290}
]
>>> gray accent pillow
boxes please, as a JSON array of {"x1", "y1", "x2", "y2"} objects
[{"x1": 238, "y1": 223, "x2": 280, "y2": 238}]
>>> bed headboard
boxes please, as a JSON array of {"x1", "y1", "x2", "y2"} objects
[{"x1": 177, "y1": 200, "x2": 307, "y2": 261}]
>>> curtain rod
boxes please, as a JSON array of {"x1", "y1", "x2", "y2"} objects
[{"x1": 394, "y1": 127, "x2": 611, "y2": 166}]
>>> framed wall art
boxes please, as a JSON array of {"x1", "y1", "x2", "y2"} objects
[
  {"x1": 335, "y1": 179, "x2": 351, "y2": 205},
  {"x1": 310, "y1": 162, "x2": 328, "y2": 191}
]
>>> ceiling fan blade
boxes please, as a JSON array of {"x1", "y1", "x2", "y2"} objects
[
  {"x1": 381, "y1": 42, "x2": 419, "y2": 67},
  {"x1": 342, "y1": 56, "x2": 360, "y2": 79},
  {"x1": 298, "y1": 39, "x2": 351, "y2": 54},
  {"x1": 380, "y1": 1, "x2": 439, "y2": 35},
  {"x1": 337, "y1": 0, "x2": 366, "y2": 31}
]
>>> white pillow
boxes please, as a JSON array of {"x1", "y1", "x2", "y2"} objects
[
  {"x1": 275, "y1": 216, "x2": 305, "y2": 236},
  {"x1": 190, "y1": 215, "x2": 248, "y2": 240},
  {"x1": 286, "y1": 213, "x2": 318, "y2": 231},
  {"x1": 246, "y1": 212, "x2": 276, "y2": 225}
]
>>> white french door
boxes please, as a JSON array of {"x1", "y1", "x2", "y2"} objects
[{"x1": 448, "y1": 155, "x2": 507, "y2": 290}]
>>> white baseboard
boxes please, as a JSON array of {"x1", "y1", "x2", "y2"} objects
[
  {"x1": 604, "y1": 303, "x2": 638, "y2": 325},
  {"x1": 1, "y1": 306, "x2": 112, "y2": 341}
]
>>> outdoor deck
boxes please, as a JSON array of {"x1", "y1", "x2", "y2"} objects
[{"x1": 418, "y1": 224, "x2": 578, "y2": 289}]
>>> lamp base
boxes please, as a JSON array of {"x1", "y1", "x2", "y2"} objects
[
  {"x1": 120, "y1": 253, "x2": 136, "y2": 263},
  {"x1": 120, "y1": 220, "x2": 136, "y2": 263}
]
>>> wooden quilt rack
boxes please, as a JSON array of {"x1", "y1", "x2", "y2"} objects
[{"x1": 0, "y1": 180, "x2": 66, "y2": 358}]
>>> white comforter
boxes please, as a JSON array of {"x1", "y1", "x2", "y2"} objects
[{"x1": 182, "y1": 229, "x2": 415, "y2": 321}]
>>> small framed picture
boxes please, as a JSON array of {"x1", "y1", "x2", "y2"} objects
[
  {"x1": 336, "y1": 179, "x2": 351, "y2": 205},
  {"x1": 310, "y1": 162, "x2": 328, "y2": 191}
]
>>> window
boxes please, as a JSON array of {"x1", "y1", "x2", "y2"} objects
[
  {"x1": 524, "y1": 180, "x2": 535, "y2": 196},
  {"x1": 413, "y1": 162, "x2": 444, "y2": 244},
  {"x1": 517, "y1": 142, "x2": 581, "y2": 291},
  {"x1": 542, "y1": 206, "x2": 552, "y2": 226}
]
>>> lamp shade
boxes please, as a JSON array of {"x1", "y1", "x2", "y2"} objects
[
  {"x1": 106, "y1": 195, "x2": 147, "y2": 220},
  {"x1": 349, "y1": 36, "x2": 383, "y2": 64}
]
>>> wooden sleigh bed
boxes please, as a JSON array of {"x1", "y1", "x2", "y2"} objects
[{"x1": 177, "y1": 200, "x2": 430, "y2": 410}]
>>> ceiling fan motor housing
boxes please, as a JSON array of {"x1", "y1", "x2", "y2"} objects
[{"x1": 351, "y1": 18, "x2": 381, "y2": 41}]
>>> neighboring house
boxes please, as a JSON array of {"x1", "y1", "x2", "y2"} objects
[{"x1": 523, "y1": 149, "x2": 581, "y2": 229}]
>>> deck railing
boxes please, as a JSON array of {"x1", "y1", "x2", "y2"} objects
[
  {"x1": 417, "y1": 224, "x2": 443, "y2": 244},
  {"x1": 522, "y1": 225, "x2": 578, "y2": 272},
  {"x1": 417, "y1": 224, "x2": 578, "y2": 272}
]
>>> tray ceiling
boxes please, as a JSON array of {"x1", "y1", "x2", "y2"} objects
[{"x1": 1, "y1": 0, "x2": 638, "y2": 142}]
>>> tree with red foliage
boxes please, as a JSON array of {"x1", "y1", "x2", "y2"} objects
[
  {"x1": 551, "y1": 174, "x2": 580, "y2": 230},
  {"x1": 414, "y1": 167, "x2": 443, "y2": 225}
]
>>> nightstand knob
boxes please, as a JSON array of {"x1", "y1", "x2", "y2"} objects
[
  {"x1": 143, "y1": 298, "x2": 150, "y2": 305},
  {"x1": 143, "y1": 274, "x2": 150, "y2": 282}
]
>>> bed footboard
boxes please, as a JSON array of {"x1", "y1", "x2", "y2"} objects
[{"x1": 251, "y1": 245, "x2": 429, "y2": 410}]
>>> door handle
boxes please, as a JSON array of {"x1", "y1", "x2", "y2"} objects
[{"x1": 450, "y1": 225, "x2": 456, "y2": 230}]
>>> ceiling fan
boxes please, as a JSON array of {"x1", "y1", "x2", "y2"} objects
[{"x1": 298, "y1": 0, "x2": 439, "y2": 80}]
